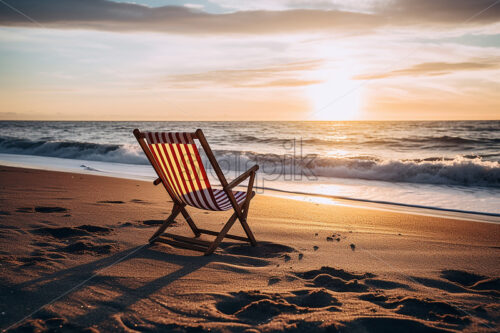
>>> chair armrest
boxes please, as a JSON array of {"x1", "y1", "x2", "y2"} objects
[
  {"x1": 225, "y1": 165, "x2": 259, "y2": 190},
  {"x1": 153, "y1": 178, "x2": 162, "y2": 186}
]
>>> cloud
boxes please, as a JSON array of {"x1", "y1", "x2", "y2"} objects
[
  {"x1": 1, "y1": 0, "x2": 498, "y2": 34},
  {"x1": 183, "y1": 4, "x2": 204, "y2": 10},
  {"x1": 381, "y1": 0, "x2": 500, "y2": 24},
  {"x1": 0, "y1": 0, "x2": 382, "y2": 33},
  {"x1": 354, "y1": 59, "x2": 500, "y2": 80},
  {"x1": 210, "y1": 0, "x2": 500, "y2": 23},
  {"x1": 166, "y1": 60, "x2": 323, "y2": 88},
  {"x1": 239, "y1": 79, "x2": 322, "y2": 88}
]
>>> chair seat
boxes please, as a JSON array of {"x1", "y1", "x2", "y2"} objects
[
  {"x1": 180, "y1": 188, "x2": 252, "y2": 211},
  {"x1": 212, "y1": 189, "x2": 249, "y2": 211}
]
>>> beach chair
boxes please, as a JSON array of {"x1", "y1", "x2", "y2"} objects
[{"x1": 133, "y1": 129, "x2": 258, "y2": 255}]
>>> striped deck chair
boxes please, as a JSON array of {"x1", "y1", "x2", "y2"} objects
[{"x1": 133, "y1": 129, "x2": 259, "y2": 255}]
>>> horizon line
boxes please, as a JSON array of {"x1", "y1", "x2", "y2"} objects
[{"x1": 0, "y1": 119, "x2": 499, "y2": 122}]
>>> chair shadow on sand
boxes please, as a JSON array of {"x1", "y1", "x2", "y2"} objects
[{"x1": 2, "y1": 240, "x2": 294, "y2": 330}]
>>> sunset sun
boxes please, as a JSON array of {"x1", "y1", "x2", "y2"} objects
[{"x1": 306, "y1": 67, "x2": 361, "y2": 121}]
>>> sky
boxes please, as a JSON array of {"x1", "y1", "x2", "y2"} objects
[{"x1": 0, "y1": 0, "x2": 499, "y2": 121}]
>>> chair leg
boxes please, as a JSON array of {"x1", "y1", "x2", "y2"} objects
[
  {"x1": 204, "y1": 212, "x2": 238, "y2": 255},
  {"x1": 149, "y1": 204, "x2": 181, "y2": 243},
  {"x1": 239, "y1": 217, "x2": 257, "y2": 246},
  {"x1": 237, "y1": 195, "x2": 257, "y2": 246},
  {"x1": 179, "y1": 206, "x2": 201, "y2": 237}
]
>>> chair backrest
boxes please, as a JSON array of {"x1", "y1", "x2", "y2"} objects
[{"x1": 143, "y1": 132, "x2": 217, "y2": 207}]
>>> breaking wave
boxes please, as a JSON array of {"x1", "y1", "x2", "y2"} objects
[
  {"x1": 1, "y1": 136, "x2": 498, "y2": 188},
  {"x1": 0, "y1": 136, "x2": 147, "y2": 165},
  {"x1": 215, "y1": 151, "x2": 500, "y2": 188},
  {"x1": 230, "y1": 134, "x2": 500, "y2": 152}
]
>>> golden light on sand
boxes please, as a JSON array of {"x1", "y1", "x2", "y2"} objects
[{"x1": 306, "y1": 66, "x2": 361, "y2": 121}]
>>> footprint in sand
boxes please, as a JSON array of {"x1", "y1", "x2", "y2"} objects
[
  {"x1": 441, "y1": 269, "x2": 486, "y2": 287},
  {"x1": 286, "y1": 288, "x2": 341, "y2": 308},
  {"x1": 13, "y1": 313, "x2": 94, "y2": 332},
  {"x1": 130, "y1": 199, "x2": 151, "y2": 204},
  {"x1": 16, "y1": 206, "x2": 68, "y2": 213},
  {"x1": 76, "y1": 225, "x2": 113, "y2": 234},
  {"x1": 31, "y1": 225, "x2": 112, "y2": 239},
  {"x1": 62, "y1": 241, "x2": 117, "y2": 255},
  {"x1": 359, "y1": 292, "x2": 471, "y2": 326},
  {"x1": 364, "y1": 278, "x2": 412, "y2": 290},
  {"x1": 16, "y1": 207, "x2": 34, "y2": 213},
  {"x1": 295, "y1": 266, "x2": 375, "y2": 293},
  {"x1": 32, "y1": 227, "x2": 89, "y2": 239},
  {"x1": 27, "y1": 224, "x2": 117, "y2": 261},
  {"x1": 17, "y1": 249, "x2": 68, "y2": 267},
  {"x1": 214, "y1": 289, "x2": 341, "y2": 323},
  {"x1": 268, "y1": 277, "x2": 280, "y2": 285},
  {"x1": 441, "y1": 269, "x2": 500, "y2": 295},
  {"x1": 342, "y1": 317, "x2": 452, "y2": 333},
  {"x1": 410, "y1": 270, "x2": 500, "y2": 297},
  {"x1": 220, "y1": 241, "x2": 296, "y2": 259},
  {"x1": 142, "y1": 219, "x2": 172, "y2": 226},
  {"x1": 35, "y1": 206, "x2": 68, "y2": 213}
]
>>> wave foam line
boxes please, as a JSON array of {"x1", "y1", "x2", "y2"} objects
[{"x1": 1, "y1": 136, "x2": 499, "y2": 187}]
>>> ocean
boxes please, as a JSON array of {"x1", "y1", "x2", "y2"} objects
[{"x1": 0, "y1": 121, "x2": 499, "y2": 219}]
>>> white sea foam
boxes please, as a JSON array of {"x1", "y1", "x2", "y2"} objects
[{"x1": 1, "y1": 136, "x2": 498, "y2": 187}]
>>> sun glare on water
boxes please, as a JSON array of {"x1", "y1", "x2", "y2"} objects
[{"x1": 306, "y1": 66, "x2": 361, "y2": 121}]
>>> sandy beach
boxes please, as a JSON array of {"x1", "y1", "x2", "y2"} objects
[{"x1": 0, "y1": 165, "x2": 498, "y2": 332}]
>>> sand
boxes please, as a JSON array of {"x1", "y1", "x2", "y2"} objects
[{"x1": 0, "y1": 165, "x2": 498, "y2": 332}]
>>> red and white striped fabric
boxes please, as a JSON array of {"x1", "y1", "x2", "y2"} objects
[{"x1": 144, "y1": 132, "x2": 248, "y2": 211}]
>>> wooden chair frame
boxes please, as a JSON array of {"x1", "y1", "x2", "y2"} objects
[{"x1": 134, "y1": 128, "x2": 258, "y2": 255}]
